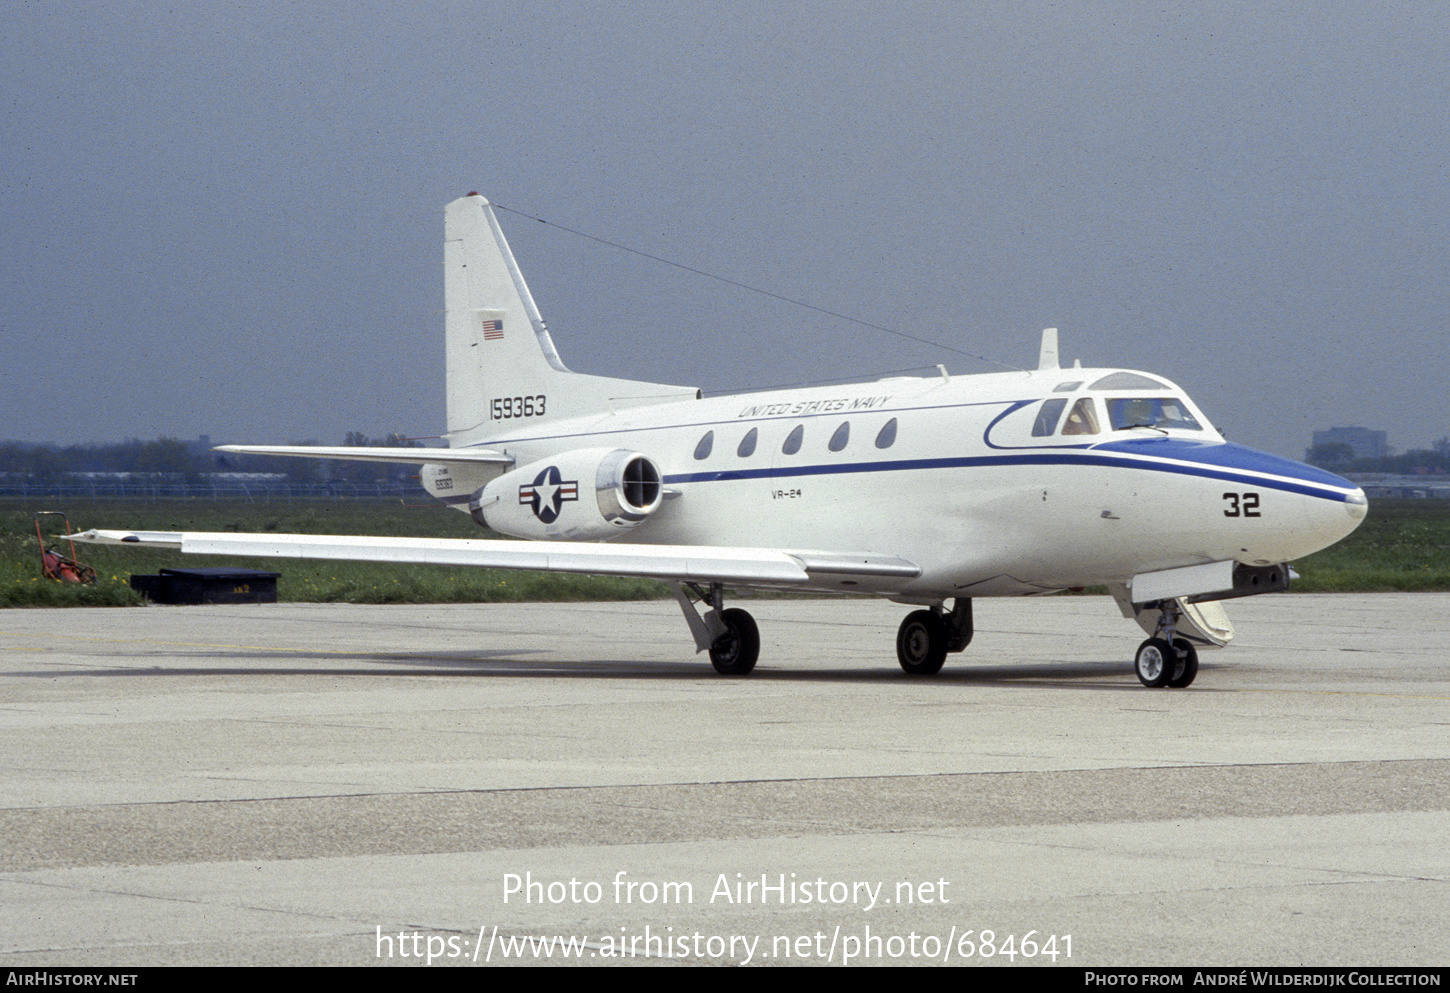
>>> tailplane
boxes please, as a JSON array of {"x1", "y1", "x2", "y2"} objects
[{"x1": 445, "y1": 194, "x2": 697, "y2": 447}]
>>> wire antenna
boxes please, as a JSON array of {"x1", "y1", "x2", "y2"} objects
[{"x1": 491, "y1": 201, "x2": 1019, "y2": 372}]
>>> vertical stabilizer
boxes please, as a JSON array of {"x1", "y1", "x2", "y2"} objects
[{"x1": 445, "y1": 194, "x2": 697, "y2": 447}]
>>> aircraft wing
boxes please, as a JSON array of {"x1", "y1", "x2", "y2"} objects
[
  {"x1": 66, "y1": 530, "x2": 921, "y2": 588},
  {"x1": 213, "y1": 445, "x2": 513, "y2": 467}
]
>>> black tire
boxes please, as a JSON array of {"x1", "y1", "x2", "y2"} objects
[
  {"x1": 1135, "y1": 638, "x2": 1175, "y2": 688},
  {"x1": 897, "y1": 610, "x2": 948, "y2": 675},
  {"x1": 709, "y1": 607, "x2": 759, "y2": 675},
  {"x1": 1168, "y1": 638, "x2": 1200, "y2": 688}
]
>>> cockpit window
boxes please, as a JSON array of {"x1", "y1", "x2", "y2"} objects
[
  {"x1": 1052, "y1": 381, "x2": 1083, "y2": 392},
  {"x1": 1090, "y1": 372, "x2": 1168, "y2": 390},
  {"x1": 1062, "y1": 398, "x2": 1100, "y2": 436},
  {"x1": 1106, "y1": 397, "x2": 1203, "y2": 432},
  {"x1": 1032, "y1": 398, "x2": 1068, "y2": 437}
]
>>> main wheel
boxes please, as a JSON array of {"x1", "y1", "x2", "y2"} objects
[
  {"x1": 1134, "y1": 638, "x2": 1175, "y2": 687},
  {"x1": 709, "y1": 607, "x2": 759, "y2": 675},
  {"x1": 1167, "y1": 638, "x2": 1200, "y2": 688},
  {"x1": 897, "y1": 610, "x2": 948, "y2": 675}
]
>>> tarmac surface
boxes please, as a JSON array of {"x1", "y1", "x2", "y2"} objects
[{"x1": 1, "y1": 594, "x2": 1447, "y2": 967}]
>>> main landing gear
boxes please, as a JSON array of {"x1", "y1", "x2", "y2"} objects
[
  {"x1": 1134, "y1": 600, "x2": 1199, "y2": 688},
  {"x1": 670, "y1": 582, "x2": 760, "y2": 675},
  {"x1": 895, "y1": 599, "x2": 973, "y2": 676},
  {"x1": 672, "y1": 585, "x2": 977, "y2": 678},
  {"x1": 709, "y1": 608, "x2": 760, "y2": 676}
]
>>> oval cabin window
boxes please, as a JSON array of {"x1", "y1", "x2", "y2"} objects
[
  {"x1": 782, "y1": 424, "x2": 804, "y2": 455},
  {"x1": 737, "y1": 428, "x2": 758, "y2": 457},
  {"x1": 694, "y1": 431, "x2": 714, "y2": 460}
]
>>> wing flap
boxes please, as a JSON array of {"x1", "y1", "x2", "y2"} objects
[{"x1": 68, "y1": 530, "x2": 921, "y2": 588}]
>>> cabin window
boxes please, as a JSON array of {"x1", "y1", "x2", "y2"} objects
[
  {"x1": 1032, "y1": 398, "x2": 1068, "y2": 437},
  {"x1": 782, "y1": 424, "x2": 804, "y2": 455},
  {"x1": 829, "y1": 422, "x2": 850, "y2": 452},
  {"x1": 1062, "y1": 398, "x2": 1100, "y2": 435},
  {"x1": 875, "y1": 417, "x2": 898, "y2": 449},
  {"x1": 737, "y1": 427, "x2": 758, "y2": 457},
  {"x1": 1106, "y1": 397, "x2": 1203, "y2": 432},
  {"x1": 694, "y1": 430, "x2": 714, "y2": 460}
]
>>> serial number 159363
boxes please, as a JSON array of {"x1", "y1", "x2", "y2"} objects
[{"x1": 491, "y1": 395, "x2": 546, "y2": 419}]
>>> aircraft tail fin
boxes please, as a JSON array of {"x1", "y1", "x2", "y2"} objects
[{"x1": 444, "y1": 194, "x2": 697, "y2": 447}]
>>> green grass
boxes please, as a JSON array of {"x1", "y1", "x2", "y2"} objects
[
  {"x1": 1291, "y1": 499, "x2": 1450, "y2": 592},
  {"x1": 4, "y1": 497, "x2": 1446, "y2": 606}
]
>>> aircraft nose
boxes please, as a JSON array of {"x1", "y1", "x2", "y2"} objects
[
  {"x1": 1343, "y1": 485, "x2": 1369, "y2": 522},
  {"x1": 1308, "y1": 463, "x2": 1367, "y2": 527},
  {"x1": 1281, "y1": 466, "x2": 1367, "y2": 561},
  {"x1": 1199, "y1": 444, "x2": 1368, "y2": 564}
]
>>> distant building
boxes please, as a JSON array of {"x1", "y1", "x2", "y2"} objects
[{"x1": 1309, "y1": 426, "x2": 1389, "y2": 461}]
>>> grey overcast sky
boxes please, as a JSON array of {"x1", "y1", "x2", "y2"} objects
[{"x1": 3, "y1": 1, "x2": 1446, "y2": 459}]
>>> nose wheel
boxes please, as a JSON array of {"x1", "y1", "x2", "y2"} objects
[
  {"x1": 1134, "y1": 598, "x2": 1200, "y2": 687},
  {"x1": 1167, "y1": 638, "x2": 1199, "y2": 687},
  {"x1": 1135, "y1": 636, "x2": 1199, "y2": 688}
]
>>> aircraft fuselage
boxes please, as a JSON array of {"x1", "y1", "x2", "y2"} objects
[{"x1": 427, "y1": 364, "x2": 1366, "y2": 601}]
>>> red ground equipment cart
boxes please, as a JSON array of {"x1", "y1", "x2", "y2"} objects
[{"x1": 34, "y1": 511, "x2": 98, "y2": 585}]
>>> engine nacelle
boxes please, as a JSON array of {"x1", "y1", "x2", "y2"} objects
[{"x1": 469, "y1": 448, "x2": 664, "y2": 540}]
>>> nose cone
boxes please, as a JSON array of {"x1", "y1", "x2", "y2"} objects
[
  {"x1": 1216, "y1": 444, "x2": 1368, "y2": 563},
  {"x1": 1342, "y1": 485, "x2": 1369, "y2": 522},
  {"x1": 1300, "y1": 475, "x2": 1368, "y2": 558},
  {"x1": 1100, "y1": 438, "x2": 1369, "y2": 564}
]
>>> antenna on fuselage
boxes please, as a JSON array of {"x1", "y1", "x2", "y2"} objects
[{"x1": 1038, "y1": 327, "x2": 1060, "y2": 371}]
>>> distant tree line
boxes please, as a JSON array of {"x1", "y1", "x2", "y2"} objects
[
  {"x1": 0, "y1": 433, "x2": 423, "y2": 485},
  {"x1": 1305, "y1": 437, "x2": 1450, "y2": 475}
]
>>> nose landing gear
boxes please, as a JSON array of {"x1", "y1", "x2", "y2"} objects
[{"x1": 1134, "y1": 600, "x2": 1199, "y2": 688}]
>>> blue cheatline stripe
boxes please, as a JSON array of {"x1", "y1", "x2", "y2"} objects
[
  {"x1": 662, "y1": 449, "x2": 1356, "y2": 502},
  {"x1": 1089, "y1": 438, "x2": 1355, "y2": 489}
]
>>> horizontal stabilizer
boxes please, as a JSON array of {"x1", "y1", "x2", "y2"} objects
[
  {"x1": 67, "y1": 529, "x2": 920, "y2": 589},
  {"x1": 214, "y1": 444, "x2": 513, "y2": 467}
]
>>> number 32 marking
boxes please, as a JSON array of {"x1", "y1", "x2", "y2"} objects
[{"x1": 1223, "y1": 492, "x2": 1261, "y2": 517}]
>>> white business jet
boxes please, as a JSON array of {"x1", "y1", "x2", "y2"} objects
[{"x1": 73, "y1": 193, "x2": 1368, "y2": 687}]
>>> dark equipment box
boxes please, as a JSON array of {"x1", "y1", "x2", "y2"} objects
[{"x1": 129, "y1": 568, "x2": 279, "y2": 605}]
